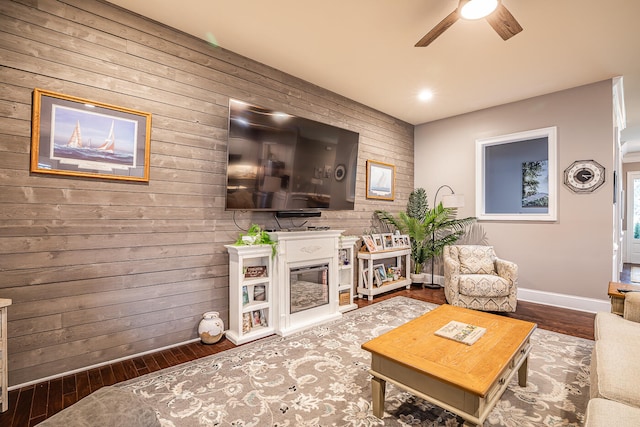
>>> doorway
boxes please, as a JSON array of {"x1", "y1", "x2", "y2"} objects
[{"x1": 626, "y1": 171, "x2": 640, "y2": 264}]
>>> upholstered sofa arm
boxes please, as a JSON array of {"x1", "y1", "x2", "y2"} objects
[
  {"x1": 623, "y1": 292, "x2": 640, "y2": 323},
  {"x1": 443, "y1": 256, "x2": 461, "y2": 285},
  {"x1": 495, "y1": 258, "x2": 518, "y2": 284}
]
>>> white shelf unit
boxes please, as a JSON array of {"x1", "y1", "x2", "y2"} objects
[
  {"x1": 357, "y1": 248, "x2": 411, "y2": 301},
  {"x1": 0, "y1": 298, "x2": 11, "y2": 413},
  {"x1": 225, "y1": 245, "x2": 275, "y2": 345},
  {"x1": 338, "y1": 236, "x2": 359, "y2": 312}
]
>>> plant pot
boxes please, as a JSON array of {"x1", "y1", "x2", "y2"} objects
[{"x1": 410, "y1": 273, "x2": 426, "y2": 284}]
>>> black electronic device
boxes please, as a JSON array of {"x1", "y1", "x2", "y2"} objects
[{"x1": 225, "y1": 99, "x2": 359, "y2": 212}]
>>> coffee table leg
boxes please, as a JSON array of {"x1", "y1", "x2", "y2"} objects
[
  {"x1": 371, "y1": 376, "x2": 386, "y2": 418},
  {"x1": 518, "y1": 356, "x2": 529, "y2": 387}
]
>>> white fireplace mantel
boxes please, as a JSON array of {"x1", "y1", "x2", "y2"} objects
[{"x1": 269, "y1": 230, "x2": 345, "y2": 336}]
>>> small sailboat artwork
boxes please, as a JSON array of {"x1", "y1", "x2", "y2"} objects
[
  {"x1": 67, "y1": 120, "x2": 83, "y2": 148},
  {"x1": 97, "y1": 121, "x2": 115, "y2": 153}
]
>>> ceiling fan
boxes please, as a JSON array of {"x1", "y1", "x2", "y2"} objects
[{"x1": 415, "y1": 0, "x2": 522, "y2": 47}]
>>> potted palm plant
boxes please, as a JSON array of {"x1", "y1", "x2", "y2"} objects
[{"x1": 375, "y1": 188, "x2": 475, "y2": 286}]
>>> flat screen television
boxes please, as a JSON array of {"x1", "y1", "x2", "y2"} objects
[{"x1": 225, "y1": 99, "x2": 359, "y2": 212}]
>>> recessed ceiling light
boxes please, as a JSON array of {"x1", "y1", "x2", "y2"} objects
[{"x1": 418, "y1": 90, "x2": 434, "y2": 102}]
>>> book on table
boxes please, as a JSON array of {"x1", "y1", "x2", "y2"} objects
[{"x1": 435, "y1": 320, "x2": 487, "y2": 345}]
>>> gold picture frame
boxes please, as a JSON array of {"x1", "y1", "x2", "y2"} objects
[
  {"x1": 366, "y1": 159, "x2": 395, "y2": 200},
  {"x1": 31, "y1": 88, "x2": 152, "y2": 182}
]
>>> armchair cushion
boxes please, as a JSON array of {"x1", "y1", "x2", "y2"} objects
[
  {"x1": 457, "y1": 245, "x2": 497, "y2": 275},
  {"x1": 459, "y1": 274, "x2": 510, "y2": 297}
]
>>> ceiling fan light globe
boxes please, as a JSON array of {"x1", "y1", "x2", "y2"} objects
[{"x1": 460, "y1": 0, "x2": 499, "y2": 20}]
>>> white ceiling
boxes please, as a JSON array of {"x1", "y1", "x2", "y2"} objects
[{"x1": 107, "y1": 0, "x2": 640, "y2": 148}]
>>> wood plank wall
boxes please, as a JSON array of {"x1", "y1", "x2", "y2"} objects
[{"x1": 0, "y1": 0, "x2": 414, "y2": 387}]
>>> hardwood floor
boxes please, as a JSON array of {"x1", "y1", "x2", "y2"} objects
[{"x1": 1, "y1": 274, "x2": 622, "y2": 426}]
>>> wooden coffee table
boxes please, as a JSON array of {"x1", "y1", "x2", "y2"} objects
[{"x1": 361, "y1": 304, "x2": 537, "y2": 427}]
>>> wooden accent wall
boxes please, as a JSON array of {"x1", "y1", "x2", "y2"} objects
[{"x1": 0, "y1": 0, "x2": 414, "y2": 387}]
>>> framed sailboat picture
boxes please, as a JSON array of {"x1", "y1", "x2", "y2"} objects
[{"x1": 30, "y1": 88, "x2": 152, "y2": 182}]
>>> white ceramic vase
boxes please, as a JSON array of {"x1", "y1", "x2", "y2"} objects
[{"x1": 198, "y1": 311, "x2": 225, "y2": 344}]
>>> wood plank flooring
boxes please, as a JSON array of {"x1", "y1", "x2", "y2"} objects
[{"x1": 1, "y1": 275, "x2": 615, "y2": 426}]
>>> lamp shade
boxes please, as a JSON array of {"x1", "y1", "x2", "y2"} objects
[{"x1": 441, "y1": 193, "x2": 465, "y2": 208}]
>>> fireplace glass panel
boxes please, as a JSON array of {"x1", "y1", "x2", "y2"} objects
[{"x1": 290, "y1": 264, "x2": 329, "y2": 314}]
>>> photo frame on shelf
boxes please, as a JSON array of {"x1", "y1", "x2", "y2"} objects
[
  {"x1": 362, "y1": 235, "x2": 376, "y2": 252},
  {"x1": 361, "y1": 269, "x2": 370, "y2": 288},
  {"x1": 381, "y1": 233, "x2": 394, "y2": 250},
  {"x1": 30, "y1": 88, "x2": 152, "y2": 182},
  {"x1": 242, "y1": 286, "x2": 249, "y2": 305},
  {"x1": 401, "y1": 235, "x2": 411, "y2": 247},
  {"x1": 253, "y1": 284, "x2": 266, "y2": 301},
  {"x1": 366, "y1": 160, "x2": 395, "y2": 200},
  {"x1": 251, "y1": 310, "x2": 262, "y2": 327},
  {"x1": 244, "y1": 265, "x2": 267, "y2": 278},
  {"x1": 242, "y1": 313, "x2": 252, "y2": 333},
  {"x1": 372, "y1": 234, "x2": 384, "y2": 251},
  {"x1": 338, "y1": 249, "x2": 349, "y2": 265},
  {"x1": 373, "y1": 264, "x2": 386, "y2": 286}
]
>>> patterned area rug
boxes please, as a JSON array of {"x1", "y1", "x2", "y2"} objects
[{"x1": 118, "y1": 297, "x2": 592, "y2": 426}]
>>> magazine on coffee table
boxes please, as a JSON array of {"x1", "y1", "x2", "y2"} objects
[{"x1": 435, "y1": 320, "x2": 486, "y2": 345}]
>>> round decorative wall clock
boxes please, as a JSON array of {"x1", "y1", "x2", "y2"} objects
[
  {"x1": 563, "y1": 160, "x2": 605, "y2": 193},
  {"x1": 334, "y1": 164, "x2": 346, "y2": 181}
]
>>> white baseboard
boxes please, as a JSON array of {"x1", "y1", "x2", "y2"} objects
[
  {"x1": 8, "y1": 337, "x2": 202, "y2": 392},
  {"x1": 517, "y1": 287, "x2": 610, "y2": 314}
]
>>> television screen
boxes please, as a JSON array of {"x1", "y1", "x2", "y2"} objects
[{"x1": 225, "y1": 99, "x2": 359, "y2": 212}]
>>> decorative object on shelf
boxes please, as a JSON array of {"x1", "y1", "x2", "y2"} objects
[
  {"x1": 360, "y1": 233, "x2": 410, "y2": 253},
  {"x1": 357, "y1": 247, "x2": 411, "y2": 300},
  {"x1": 366, "y1": 160, "x2": 395, "y2": 200},
  {"x1": 198, "y1": 311, "x2": 225, "y2": 344},
  {"x1": 234, "y1": 224, "x2": 277, "y2": 256},
  {"x1": 30, "y1": 88, "x2": 152, "y2": 182},
  {"x1": 563, "y1": 159, "x2": 606, "y2": 193}
]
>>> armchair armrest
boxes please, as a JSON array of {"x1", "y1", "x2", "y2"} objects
[
  {"x1": 624, "y1": 292, "x2": 640, "y2": 323},
  {"x1": 495, "y1": 258, "x2": 518, "y2": 285}
]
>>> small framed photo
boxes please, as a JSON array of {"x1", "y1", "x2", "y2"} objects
[
  {"x1": 372, "y1": 234, "x2": 384, "y2": 251},
  {"x1": 242, "y1": 286, "x2": 249, "y2": 305},
  {"x1": 253, "y1": 284, "x2": 266, "y2": 301},
  {"x1": 31, "y1": 88, "x2": 151, "y2": 182},
  {"x1": 362, "y1": 235, "x2": 377, "y2": 252},
  {"x1": 251, "y1": 310, "x2": 262, "y2": 327},
  {"x1": 338, "y1": 249, "x2": 349, "y2": 265},
  {"x1": 381, "y1": 233, "x2": 394, "y2": 250},
  {"x1": 373, "y1": 264, "x2": 386, "y2": 286},
  {"x1": 244, "y1": 265, "x2": 267, "y2": 278},
  {"x1": 362, "y1": 269, "x2": 370, "y2": 288},
  {"x1": 393, "y1": 235, "x2": 404, "y2": 248},
  {"x1": 242, "y1": 312, "x2": 252, "y2": 333},
  {"x1": 258, "y1": 309, "x2": 268, "y2": 327},
  {"x1": 401, "y1": 235, "x2": 411, "y2": 248}
]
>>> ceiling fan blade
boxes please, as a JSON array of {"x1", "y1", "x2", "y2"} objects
[
  {"x1": 485, "y1": 3, "x2": 523, "y2": 41},
  {"x1": 415, "y1": 9, "x2": 460, "y2": 47}
]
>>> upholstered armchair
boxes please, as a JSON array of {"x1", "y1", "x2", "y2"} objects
[{"x1": 443, "y1": 245, "x2": 517, "y2": 312}]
